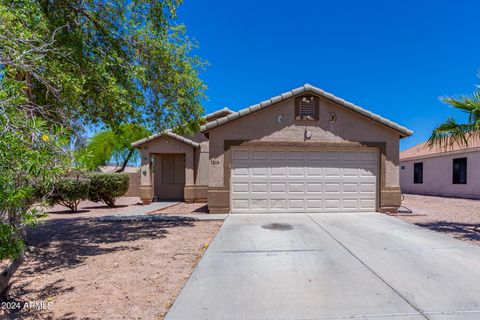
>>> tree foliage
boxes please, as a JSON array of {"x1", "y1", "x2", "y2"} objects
[
  {"x1": 428, "y1": 85, "x2": 480, "y2": 148},
  {"x1": 0, "y1": 0, "x2": 205, "y2": 297},
  {"x1": 83, "y1": 123, "x2": 151, "y2": 171}
]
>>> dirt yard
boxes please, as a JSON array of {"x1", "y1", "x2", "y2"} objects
[
  {"x1": 45, "y1": 196, "x2": 144, "y2": 219},
  {"x1": 398, "y1": 194, "x2": 480, "y2": 244},
  {"x1": 4, "y1": 214, "x2": 222, "y2": 319}
]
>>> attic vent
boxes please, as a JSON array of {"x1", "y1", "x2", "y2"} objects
[{"x1": 295, "y1": 95, "x2": 319, "y2": 120}]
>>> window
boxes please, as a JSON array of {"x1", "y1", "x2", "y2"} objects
[
  {"x1": 295, "y1": 95, "x2": 319, "y2": 120},
  {"x1": 401, "y1": 165, "x2": 405, "y2": 170},
  {"x1": 413, "y1": 162, "x2": 423, "y2": 184},
  {"x1": 453, "y1": 157, "x2": 467, "y2": 184}
]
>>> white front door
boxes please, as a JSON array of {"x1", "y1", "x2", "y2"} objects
[{"x1": 230, "y1": 148, "x2": 378, "y2": 213}]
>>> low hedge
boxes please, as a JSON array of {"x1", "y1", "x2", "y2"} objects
[
  {"x1": 88, "y1": 173, "x2": 129, "y2": 207},
  {"x1": 48, "y1": 177, "x2": 90, "y2": 212}
]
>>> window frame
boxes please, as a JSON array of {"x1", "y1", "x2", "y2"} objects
[
  {"x1": 413, "y1": 162, "x2": 423, "y2": 184},
  {"x1": 452, "y1": 157, "x2": 467, "y2": 184}
]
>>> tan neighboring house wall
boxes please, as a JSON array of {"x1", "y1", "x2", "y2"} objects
[{"x1": 400, "y1": 147, "x2": 480, "y2": 199}]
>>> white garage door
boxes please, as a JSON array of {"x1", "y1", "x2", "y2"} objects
[{"x1": 230, "y1": 149, "x2": 378, "y2": 213}]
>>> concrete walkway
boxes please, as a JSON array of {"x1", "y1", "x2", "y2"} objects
[{"x1": 165, "y1": 212, "x2": 480, "y2": 320}]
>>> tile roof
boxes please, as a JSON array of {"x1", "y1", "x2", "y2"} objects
[
  {"x1": 204, "y1": 107, "x2": 233, "y2": 120},
  {"x1": 132, "y1": 108, "x2": 233, "y2": 147},
  {"x1": 400, "y1": 137, "x2": 480, "y2": 160},
  {"x1": 200, "y1": 84, "x2": 413, "y2": 137},
  {"x1": 132, "y1": 130, "x2": 200, "y2": 148}
]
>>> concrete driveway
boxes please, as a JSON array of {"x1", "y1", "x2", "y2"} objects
[{"x1": 165, "y1": 212, "x2": 480, "y2": 320}]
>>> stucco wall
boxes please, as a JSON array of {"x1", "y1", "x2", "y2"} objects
[
  {"x1": 124, "y1": 172, "x2": 140, "y2": 197},
  {"x1": 206, "y1": 95, "x2": 402, "y2": 213},
  {"x1": 208, "y1": 96, "x2": 400, "y2": 187},
  {"x1": 400, "y1": 150, "x2": 480, "y2": 198},
  {"x1": 137, "y1": 132, "x2": 210, "y2": 203},
  {"x1": 140, "y1": 136, "x2": 195, "y2": 185}
]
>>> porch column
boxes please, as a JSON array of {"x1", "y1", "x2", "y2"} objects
[
  {"x1": 184, "y1": 150, "x2": 195, "y2": 203},
  {"x1": 139, "y1": 148, "x2": 153, "y2": 205}
]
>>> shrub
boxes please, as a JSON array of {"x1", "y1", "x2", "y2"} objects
[
  {"x1": 88, "y1": 173, "x2": 129, "y2": 207},
  {"x1": 48, "y1": 178, "x2": 91, "y2": 212}
]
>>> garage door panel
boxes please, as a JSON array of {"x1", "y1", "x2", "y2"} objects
[
  {"x1": 306, "y1": 167, "x2": 324, "y2": 176},
  {"x1": 360, "y1": 183, "x2": 376, "y2": 193},
  {"x1": 270, "y1": 199, "x2": 287, "y2": 210},
  {"x1": 342, "y1": 199, "x2": 359, "y2": 209},
  {"x1": 360, "y1": 199, "x2": 376, "y2": 209},
  {"x1": 288, "y1": 151, "x2": 305, "y2": 160},
  {"x1": 252, "y1": 150, "x2": 268, "y2": 160},
  {"x1": 252, "y1": 167, "x2": 268, "y2": 177},
  {"x1": 306, "y1": 199, "x2": 323, "y2": 209},
  {"x1": 325, "y1": 199, "x2": 341, "y2": 209},
  {"x1": 232, "y1": 150, "x2": 249, "y2": 160},
  {"x1": 270, "y1": 166, "x2": 286, "y2": 176},
  {"x1": 231, "y1": 149, "x2": 377, "y2": 213},
  {"x1": 325, "y1": 167, "x2": 342, "y2": 177},
  {"x1": 251, "y1": 199, "x2": 267, "y2": 209},
  {"x1": 270, "y1": 183, "x2": 286, "y2": 193},
  {"x1": 270, "y1": 151, "x2": 287, "y2": 160},
  {"x1": 343, "y1": 183, "x2": 359, "y2": 193},
  {"x1": 288, "y1": 167, "x2": 305, "y2": 177},
  {"x1": 288, "y1": 199, "x2": 304, "y2": 209},
  {"x1": 306, "y1": 182, "x2": 323, "y2": 193},
  {"x1": 251, "y1": 183, "x2": 268, "y2": 193},
  {"x1": 288, "y1": 183, "x2": 305, "y2": 193},
  {"x1": 232, "y1": 199, "x2": 249, "y2": 210},
  {"x1": 232, "y1": 182, "x2": 249, "y2": 193}
]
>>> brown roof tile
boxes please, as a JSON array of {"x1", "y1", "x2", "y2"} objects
[{"x1": 400, "y1": 137, "x2": 480, "y2": 160}]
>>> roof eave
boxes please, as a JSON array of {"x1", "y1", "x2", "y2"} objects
[
  {"x1": 200, "y1": 84, "x2": 413, "y2": 137},
  {"x1": 131, "y1": 131, "x2": 199, "y2": 148}
]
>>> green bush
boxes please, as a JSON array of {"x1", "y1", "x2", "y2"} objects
[
  {"x1": 88, "y1": 173, "x2": 129, "y2": 207},
  {"x1": 49, "y1": 178, "x2": 91, "y2": 212}
]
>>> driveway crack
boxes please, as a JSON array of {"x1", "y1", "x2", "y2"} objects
[{"x1": 305, "y1": 214, "x2": 431, "y2": 320}]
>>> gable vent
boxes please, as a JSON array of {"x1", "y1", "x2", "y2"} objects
[{"x1": 295, "y1": 95, "x2": 319, "y2": 120}]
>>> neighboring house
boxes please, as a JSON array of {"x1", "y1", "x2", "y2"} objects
[
  {"x1": 400, "y1": 139, "x2": 480, "y2": 199},
  {"x1": 133, "y1": 84, "x2": 412, "y2": 213}
]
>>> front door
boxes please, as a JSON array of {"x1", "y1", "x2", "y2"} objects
[{"x1": 154, "y1": 154, "x2": 186, "y2": 200}]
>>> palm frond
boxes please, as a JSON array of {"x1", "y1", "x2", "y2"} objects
[{"x1": 427, "y1": 117, "x2": 480, "y2": 149}]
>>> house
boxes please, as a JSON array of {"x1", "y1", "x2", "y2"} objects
[
  {"x1": 400, "y1": 139, "x2": 480, "y2": 199},
  {"x1": 132, "y1": 84, "x2": 412, "y2": 213}
]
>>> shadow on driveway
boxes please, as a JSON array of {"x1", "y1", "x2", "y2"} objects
[{"x1": 415, "y1": 221, "x2": 480, "y2": 242}]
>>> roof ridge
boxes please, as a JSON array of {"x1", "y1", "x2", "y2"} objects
[{"x1": 201, "y1": 84, "x2": 413, "y2": 137}]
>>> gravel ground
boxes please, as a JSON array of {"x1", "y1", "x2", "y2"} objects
[
  {"x1": 3, "y1": 216, "x2": 222, "y2": 319},
  {"x1": 398, "y1": 194, "x2": 480, "y2": 244}
]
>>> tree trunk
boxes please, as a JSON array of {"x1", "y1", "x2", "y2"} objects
[
  {"x1": 115, "y1": 148, "x2": 134, "y2": 173},
  {"x1": 0, "y1": 252, "x2": 24, "y2": 299}
]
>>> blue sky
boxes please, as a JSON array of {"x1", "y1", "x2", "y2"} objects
[{"x1": 177, "y1": 0, "x2": 480, "y2": 151}]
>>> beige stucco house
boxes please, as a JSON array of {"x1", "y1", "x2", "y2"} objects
[
  {"x1": 400, "y1": 139, "x2": 480, "y2": 199},
  {"x1": 133, "y1": 84, "x2": 412, "y2": 213}
]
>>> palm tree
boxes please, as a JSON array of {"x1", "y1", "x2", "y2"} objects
[{"x1": 428, "y1": 86, "x2": 480, "y2": 148}]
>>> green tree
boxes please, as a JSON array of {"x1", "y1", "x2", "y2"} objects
[
  {"x1": 84, "y1": 123, "x2": 151, "y2": 171},
  {"x1": 428, "y1": 85, "x2": 480, "y2": 147},
  {"x1": 0, "y1": 0, "x2": 205, "y2": 297}
]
